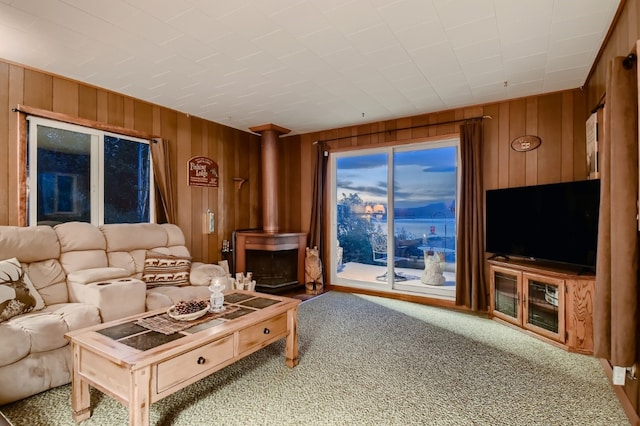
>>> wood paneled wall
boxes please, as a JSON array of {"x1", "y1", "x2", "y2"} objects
[
  {"x1": 281, "y1": 90, "x2": 588, "y2": 236},
  {"x1": 582, "y1": 0, "x2": 640, "y2": 421},
  {"x1": 0, "y1": 60, "x2": 262, "y2": 264}
]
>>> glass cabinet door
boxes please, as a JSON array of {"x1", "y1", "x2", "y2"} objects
[
  {"x1": 490, "y1": 266, "x2": 522, "y2": 325},
  {"x1": 523, "y1": 273, "x2": 565, "y2": 342}
]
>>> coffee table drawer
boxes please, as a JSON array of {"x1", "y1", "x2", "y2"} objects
[
  {"x1": 238, "y1": 312, "x2": 287, "y2": 354},
  {"x1": 156, "y1": 334, "x2": 234, "y2": 393}
]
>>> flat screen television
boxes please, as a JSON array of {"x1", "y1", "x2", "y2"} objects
[{"x1": 485, "y1": 179, "x2": 600, "y2": 271}]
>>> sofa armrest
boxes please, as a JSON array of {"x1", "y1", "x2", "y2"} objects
[
  {"x1": 189, "y1": 262, "x2": 227, "y2": 286},
  {"x1": 68, "y1": 278, "x2": 146, "y2": 322}
]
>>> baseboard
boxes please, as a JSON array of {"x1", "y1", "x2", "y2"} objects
[
  {"x1": 326, "y1": 284, "x2": 466, "y2": 312},
  {"x1": 600, "y1": 359, "x2": 640, "y2": 426}
]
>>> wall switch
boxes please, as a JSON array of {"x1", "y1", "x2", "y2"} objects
[{"x1": 613, "y1": 366, "x2": 626, "y2": 385}]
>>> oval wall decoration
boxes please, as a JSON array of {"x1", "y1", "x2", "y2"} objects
[{"x1": 511, "y1": 135, "x2": 541, "y2": 152}]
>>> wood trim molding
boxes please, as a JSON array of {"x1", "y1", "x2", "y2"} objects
[
  {"x1": 326, "y1": 284, "x2": 469, "y2": 312},
  {"x1": 13, "y1": 104, "x2": 160, "y2": 140}
]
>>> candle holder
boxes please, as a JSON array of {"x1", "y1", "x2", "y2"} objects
[{"x1": 209, "y1": 276, "x2": 227, "y2": 313}]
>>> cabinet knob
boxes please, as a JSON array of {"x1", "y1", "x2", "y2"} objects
[
  {"x1": 197, "y1": 356, "x2": 206, "y2": 365},
  {"x1": 263, "y1": 328, "x2": 270, "y2": 335}
]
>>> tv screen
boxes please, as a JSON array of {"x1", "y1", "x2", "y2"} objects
[{"x1": 485, "y1": 179, "x2": 600, "y2": 270}]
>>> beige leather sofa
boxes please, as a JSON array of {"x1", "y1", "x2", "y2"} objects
[{"x1": 0, "y1": 222, "x2": 226, "y2": 405}]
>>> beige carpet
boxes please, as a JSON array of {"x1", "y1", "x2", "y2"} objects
[{"x1": 1, "y1": 291, "x2": 629, "y2": 425}]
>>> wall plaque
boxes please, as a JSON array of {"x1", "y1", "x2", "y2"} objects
[
  {"x1": 510, "y1": 135, "x2": 541, "y2": 152},
  {"x1": 187, "y1": 156, "x2": 218, "y2": 187}
]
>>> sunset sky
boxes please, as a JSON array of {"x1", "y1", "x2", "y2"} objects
[{"x1": 336, "y1": 144, "x2": 457, "y2": 209}]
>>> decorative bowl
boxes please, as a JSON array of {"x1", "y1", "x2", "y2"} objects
[{"x1": 167, "y1": 303, "x2": 210, "y2": 321}]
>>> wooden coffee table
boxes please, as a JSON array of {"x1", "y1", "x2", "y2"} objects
[{"x1": 65, "y1": 291, "x2": 300, "y2": 426}]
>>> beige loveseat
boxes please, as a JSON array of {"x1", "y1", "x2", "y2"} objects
[{"x1": 0, "y1": 222, "x2": 226, "y2": 405}]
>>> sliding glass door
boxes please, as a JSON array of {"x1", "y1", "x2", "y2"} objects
[{"x1": 330, "y1": 139, "x2": 458, "y2": 300}]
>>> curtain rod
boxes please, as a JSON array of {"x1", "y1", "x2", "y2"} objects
[{"x1": 313, "y1": 114, "x2": 492, "y2": 144}]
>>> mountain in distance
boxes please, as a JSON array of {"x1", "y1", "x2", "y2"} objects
[{"x1": 395, "y1": 201, "x2": 454, "y2": 219}]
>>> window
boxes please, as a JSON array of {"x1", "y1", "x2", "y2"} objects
[
  {"x1": 330, "y1": 138, "x2": 458, "y2": 300},
  {"x1": 28, "y1": 117, "x2": 154, "y2": 225}
]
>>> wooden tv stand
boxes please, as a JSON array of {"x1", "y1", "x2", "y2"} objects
[{"x1": 488, "y1": 258, "x2": 595, "y2": 354}]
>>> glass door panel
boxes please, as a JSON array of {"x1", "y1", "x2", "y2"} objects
[
  {"x1": 392, "y1": 146, "x2": 457, "y2": 298},
  {"x1": 493, "y1": 271, "x2": 520, "y2": 323},
  {"x1": 335, "y1": 152, "x2": 389, "y2": 286},
  {"x1": 523, "y1": 274, "x2": 565, "y2": 342}
]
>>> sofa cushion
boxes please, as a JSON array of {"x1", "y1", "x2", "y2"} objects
[
  {"x1": 55, "y1": 222, "x2": 109, "y2": 275},
  {"x1": 0, "y1": 225, "x2": 60, "y2": 263},
  {"x1": 24, "y1": 259, "x2": 68, "y2": 306},
  {"x1": 142, "y1": 250, "x2": 190, "y2": 287},
  {"x1": 101, "y1": 223, "x2": 168, "y2": 252},
  {"x1": 0, "y1": 302, "x2": 100, "y2": 367},
  {"x1": 0, "y1": 258, "x2": 45, "y2": 322}
]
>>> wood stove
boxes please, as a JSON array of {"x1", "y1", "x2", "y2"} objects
[{"x1": 234, "y1": 124, "x2": 307, "y2": 293}]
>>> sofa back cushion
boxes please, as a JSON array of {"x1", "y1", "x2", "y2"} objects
[
  {"x1": 0, "y1": 225, "x2": 67, "y2": 305},
  {"x1": 101, "y1": 223, "x2": 178, "y2": 278},
  {"x1": 55, "y1": 222, "x2": 108, "y2": 277}
]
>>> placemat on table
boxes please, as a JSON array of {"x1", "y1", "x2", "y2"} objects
[{"x1": 136, "y1": 306, "x2": 239, "y2": 335}]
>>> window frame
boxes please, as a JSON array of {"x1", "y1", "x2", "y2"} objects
[
  {"x1": 27, "y1": 116, "x2": 155, "y2": 226},
  {"x1": 329, "y1": 137, "x2": 460, "y2": 299}
]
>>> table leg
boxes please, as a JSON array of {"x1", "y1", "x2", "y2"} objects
[
  {"x1": 285, "y1": 306, "x2": 299, "y2": 367},
  {"x1": 129, "y1": 367, "x2": 151, "y2": 426},
  {"x1": 70, "y1": 344, "x2": 91, "y2": 422}
]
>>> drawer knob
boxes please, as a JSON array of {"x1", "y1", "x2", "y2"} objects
[
  {"x1": 263, "y1": 328, "x2": 270, "y2": 334},
  {"x1": 197, "y1": 356, "x2": 206, "y2": 365}
]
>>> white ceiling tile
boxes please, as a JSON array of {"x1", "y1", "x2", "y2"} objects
[
  {"x1": 300, "y1": 27, "x2": 349, "y2": 58},
  {"x1": 122, "y1": 0, "x2": 195, "y2": 21},
  {"x1": 346, "y1": 24, "x2": 398, "y2": 55},
  {"x1": 548, "y1": 33, "x2": 602, "y2": 58},
  {"x1": 252, "y1": 29, "x2": 306, "y2": 59},
  {"x1": 0, "y1": 3, "x2": 38, "y2": 30},
  {"x1": 322, "y1": 0, "x2": 382, "y2": 36},
  {"x1": 445, "y1": 16, "x2": 499, "y2": 49},
  {"x1": 434, "y1": 0, "x2": 495, "y2": 29},
  {"x1": 376, "y1": 0, "x2": 438, "y2": 31},
  {"x1": 501, "y1": 36, "x2": 549, "y2": 61},
  {"x1": 546, "y1": 51, "x2": 594, "y2": 73},
  {"x1": 395, "y1": 22, "x2": 448, "y2": 53},
  {"x1": 411, "y1": 42, "x2": 461, "y2": 77},
  {"x1": 455, "y1": 39, "x2": 501, "y2": 65},
  {"x1": 466, "y1": 67, "x2": 504, "y2": 88}
]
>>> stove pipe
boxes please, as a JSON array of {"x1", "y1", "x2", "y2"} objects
[{"x1": 249, "y1": 123, "x2": 291, "y2": 233}]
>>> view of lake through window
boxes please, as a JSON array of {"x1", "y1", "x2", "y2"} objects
[{"x1": 332, "y1": 140, "x2": 458, "y2": 299}]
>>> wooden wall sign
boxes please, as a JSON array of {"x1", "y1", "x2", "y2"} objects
[
  {"x1": 187, "y1": 156, "x2": 219, "y2": 187},
  {"x1": 510, "y1": 135, "x2": 541, "y2": 152}
]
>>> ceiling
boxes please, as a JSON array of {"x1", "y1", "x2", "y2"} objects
[{"x1": 0, "y1": 0, "x2": 621, "y2": 136}]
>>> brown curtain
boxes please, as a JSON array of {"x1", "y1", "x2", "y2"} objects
[
  {"x1": 455, "y1": 121, "x2": 487, "y2": 311},
  {"x1": 150, "y1": 138, "x2": 176, "y2": 224},
  {"x1": 308, "y1": 143, "x2": 327, "y2": 250},
  {"x1": 594, "y1": 56, "x2": 639, "y2": 366}
]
